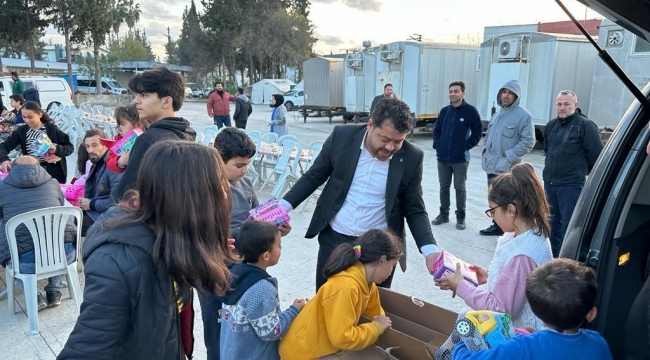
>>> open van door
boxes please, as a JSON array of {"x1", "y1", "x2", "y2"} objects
[{"x1": 559, "y1": 0, "x2": 650, "y2": 358}]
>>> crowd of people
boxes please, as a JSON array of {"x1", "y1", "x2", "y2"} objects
[{"x1": 0, "y1": 66, "x2": 617, "y2": 360}]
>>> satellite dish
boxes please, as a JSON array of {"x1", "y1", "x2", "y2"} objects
[{"x1": 500, "y1": 41, "x2": 511, "y2": 56}]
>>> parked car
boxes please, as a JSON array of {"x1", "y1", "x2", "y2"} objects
[
  {"x1": 192, "y1": 88, "x2": 205, "y2": 98},
  {"x1": 76, "y1": 76, "x2": 128, "y2": 95},
  {"x1": 560, "y1": 0, "x2": 650, "y2": 359},
  {"x1": 283, "y1": 90, "x2": 304, "y2": 111},
  {"x1": 184, "y1": 87, "x2": 192, "y2": 98},
  {"x1": 0, "y1": 75, "x2": 75, "y2": 111}
]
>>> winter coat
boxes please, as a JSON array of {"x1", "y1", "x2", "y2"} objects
[
  {"x1": 543, "y1": 110, "x2": 603, "y2": 186},
  {"x1": 12, "y1": 78, "x2": 24, "y2": 95},
  {"x1": 433, "y1": 100, "x2": 483, "y2": 163},
  {"x1": 112, "y1": 117, "x2": 196, "y2": 202},
  {"x1": 481, "y1": 80, "x2": 535, "y2": 175},
  {"x1": 0, "y1": 121, "x2": 74, "y2": 183},
  {"x1": 0, "y1": 164, "x2": 77, "y2": 265},
  {"x1": 84, "y1": 151, "x2": 122, "y2": 222},
  {"x1": 233, "y1": 95, "x2": 253, "y2": 127},
  {"x1": 270, "y1": 106, "x2": 288, "y2": 136},
  {"x1": 23, "y1": 88, "x2": 41, "y2": 106},
  {"x1": 207, "y1": 91, "x2": 235, "y2": 117},
  {"x1": 57, "y1": 207, "x2": 182, "y2": 360}
]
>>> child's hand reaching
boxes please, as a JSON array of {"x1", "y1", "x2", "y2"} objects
[
  {"x1": 373, "y1": 314, "x2": 392, "y2": 331},
  {"x1": 117, "y1": 150, "x2": 131, "y2": 168},
  {"x1": 434, "y1": 263, "x2": 464, "y2": 298},
  {"x1": 293, "y1": 298, "x2": 307, "y2": 311},
  {"x1": 469, "y1": 264, "x2": 488, "y2": 285},
  {"x1": 227, "y1": 238, "x2": 235, "y2": 252},
  {"x1": 279, "y1": 222, "x2": 292, "y2": 236}
]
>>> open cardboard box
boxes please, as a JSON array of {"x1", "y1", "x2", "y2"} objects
[{"x1": 321, "y1": 288, "x2": 458, "y2": 360}]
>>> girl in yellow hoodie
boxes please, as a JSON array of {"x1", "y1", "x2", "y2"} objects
[{"x1": 279, "y1": 229, "x2": 404, "y2": 359}]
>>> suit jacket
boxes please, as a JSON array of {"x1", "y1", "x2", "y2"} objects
[{"x1": 282, "y1": 125, "x2": 436, "y2": 270}]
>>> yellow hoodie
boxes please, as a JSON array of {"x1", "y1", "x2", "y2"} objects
[{"x1": 279, "y1": 262, "x2": 385, "y2": 360}]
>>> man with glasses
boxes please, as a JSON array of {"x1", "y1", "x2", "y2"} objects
[
  {"x1": 543, "y1": 90, "x2": 602, "y2": 256},
  {"x1": 479, "y1": 80, "x2": 535, "y2": 236}
]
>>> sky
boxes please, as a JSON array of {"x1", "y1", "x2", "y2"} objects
[{"x1": 42, "y1": 0, "x2": 605, "y2": 60}]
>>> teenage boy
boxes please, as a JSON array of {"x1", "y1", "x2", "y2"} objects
[
  {"x1": 452, "y1": 258, "x2": 613, "y2": 360},
  {"x1": 112, "y1": 67, "x2": 196, "y2": 202},
  {"x1": 200, "y1": 127, "x2": 292, "y2": 360},
  {"x1": 219, "y1": 220, "x2": 306, "y2": 360}
]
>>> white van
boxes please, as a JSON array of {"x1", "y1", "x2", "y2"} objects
[
  {"x1": 76, "y1": 76, "x2": 128, "y2": 95},
  {"x1": 0, "y1": 75, "x2": 75, "y2": 111}
]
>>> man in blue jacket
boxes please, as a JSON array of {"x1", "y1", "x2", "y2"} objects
[{"x1": 431, "y1": 81, "x2": 482, "y2": 230}]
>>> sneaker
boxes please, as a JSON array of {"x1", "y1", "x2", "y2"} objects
[
  {"x1": 479, "y1": 224, "x2": 504, "y2": 236},
  {"x1": 37, "y1": 293, "x2": 47, "y2": 312},
  {"x1": 456, "y1": 218, "x2": 466, "y2": 230},
  {"x1": 46, "y1": 291, "x2": 62, "y2": 308},
  {"x1": 431, "y1": 213, "x2": 449, "y2": 225}
]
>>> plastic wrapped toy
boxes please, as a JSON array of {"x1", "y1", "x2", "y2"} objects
[{"x1": 431, "y1": 251, "x2": 479, "y2": 286}]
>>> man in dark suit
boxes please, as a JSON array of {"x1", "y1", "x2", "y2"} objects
[{"x1": 280, "y1": 97, "x2": 440, "y2": 290}]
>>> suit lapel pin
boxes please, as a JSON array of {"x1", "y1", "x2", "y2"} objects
[{"x1": 400, "y1": 158, "x2": 403, "y2": 162}]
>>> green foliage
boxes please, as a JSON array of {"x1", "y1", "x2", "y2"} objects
[
  {"x1": 165, "y1": 27, "x2": 180, "y2": 64},
  {"x1": 109, "y1": 31, "x2": 149, "y2": 61},
  {"x1": 0, "y1": 0, "x2": 52, "y2": 68}
]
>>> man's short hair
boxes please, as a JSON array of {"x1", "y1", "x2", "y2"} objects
[
  {"x1": 214, "y1": 81, "x2": 223, "y2": 87},
  {"x1": 214, "y1": 127, "x2": 256, "y2": 163},
  {"x1": 10, "y1": 71, "x2": 18, "y2": 77},
  {"x1": 9, "y1": 94, "x2": 24, "y2": 104},
  {"x1": 128, "y1": 67, "x2": 185, "y2": 111},
  {"x1": 236, "y1": 220, "x2": 280, "y2": 263},
  {"x1": 449, "y1": 81, "x2": 465, "y2": 92},
  {"x1": 371, "y1": 97, "x2": 413, "y2": 133},
  {"x1": 83, "y1": 128, "x2": 108, "y2": 141},
  {"x1": 526, "y1": 258, "x2": 597, "y2": 331},
  {"x1": 558, "y1": 90, "x2": 578, "y2": 103},
  {"x1": 236, "y1": 87, "x2": 244, "y2": 95},
  {"x1": 384, "y1": 83, "x2": 393, "y2": 89}
]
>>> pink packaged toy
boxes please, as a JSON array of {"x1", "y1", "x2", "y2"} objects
[
  {"x1": 247, "y1": 197, "x2": 290, "y2": 226},
  {"x1": 110, "y1": 128, "x2": 143, "y2": 156},
  {"x1": 432, "y1": 251, "x2": 479, "y2": 286}
]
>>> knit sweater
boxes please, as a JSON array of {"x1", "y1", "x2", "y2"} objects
[
  {"x1": 452, "y1": 329, "x2": 613, "y2": 360},
  {"x1": 457, "y1": 229, "x2": 552, "y2": 329},
  {"x1": 279, "y1": 262, "x2": 385, "y2": 360},
  {"x1": 219, "y1": 264, "x2": 299, "y2": 360}
]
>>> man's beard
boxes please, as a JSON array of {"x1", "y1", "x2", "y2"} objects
[{"x1": 89, "y1": 155, "x2": 101, "y2": 164}]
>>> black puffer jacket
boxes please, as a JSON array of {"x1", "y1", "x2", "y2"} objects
[
  {"x1": 58, "y1": 207, "x2": 181, "y2": 360},
  {"x1": 0, "y1": 164, "x2": 77, "y2": 265}
]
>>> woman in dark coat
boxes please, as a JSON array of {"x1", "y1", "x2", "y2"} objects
[
  {"x1": 58, "y1": 141, "x2": 237, "y2": 359},
  {"x1": 0, "y1": 101, "x2": 73, "y2": 183}
]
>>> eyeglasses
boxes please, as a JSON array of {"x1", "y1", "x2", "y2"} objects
[{"x1": 485, "y1": 205, "x2": 502, "y2": 218}]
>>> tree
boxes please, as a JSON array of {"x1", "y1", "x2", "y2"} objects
[
  {"x1": 73, "y1": 0, "x2": 140, "y2": 94},
  {"x1": 178, "y1": 0, "x2": 202, "y2": 66},
  {"x1": 109, "y1": 31, "x2": 148, "y2": 61},
  {"x1": 164, "y1": 27, "x2": 180, "y2": 64},
  {"x1": 134, "y1": 28, "x2": 155, "y2": 62},
  {"x1": 50, "y1": 0, "x2": 82, "y2": 90},
  {"x1": 0, "y1": 0, "x2": 51, "y2": 71}
]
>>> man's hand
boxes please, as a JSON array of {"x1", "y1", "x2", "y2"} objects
[
  {"x1": 434, "y1": 263, "x2": 463, "y2": 298},
  {"x1": 469, "y1": 264, "x2": 488, "y2": 285},
  {"x1": 425, "y1": 251, "x2": 441, "y2": 275},
  {"x1": 78, "y1": 197, "x2": 91, "y2": 211},
  {"x1": 278, "y1": 222, "x2": 292, "y2": 237},
  {"x1": 0, "y1": 160, "x2": 12, "y2": 173}
]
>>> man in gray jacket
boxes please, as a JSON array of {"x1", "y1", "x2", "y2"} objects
[
  {"x1": 480, "y1": 79, "x2": 535, "y2": 236},
  {"x1": 0, "y1": 156, "x2": 77, "y2": 309}
]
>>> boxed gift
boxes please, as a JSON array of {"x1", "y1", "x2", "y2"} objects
[
  {"x1": 247, "y1": 197, "x2": 290, "y2": 226},
  {"x1": 431, "y1": 251, "x2": 479, "y2": 286},
  {"x1": 110, "y1": 128, "x2": 143, "y2": 156}
]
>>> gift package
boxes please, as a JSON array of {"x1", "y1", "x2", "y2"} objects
[
  {"x1": 110, "y1": 128, "x2": 143, "y2": 156},
  {"x1": 247, "y1": 197, "x2": 290, "y2": 226},
  {"x1": 431, "y1": 251, "x2": 479, "y2": 286},
  {"x1": 29, "y1": 133, "x2": 60, "y2": 163}
]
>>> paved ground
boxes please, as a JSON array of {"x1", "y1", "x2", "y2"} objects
[{"x1": 0, "y1": 99, "x2": 547, "y2": 359}]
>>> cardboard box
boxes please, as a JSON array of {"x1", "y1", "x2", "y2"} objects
[{"x1": 321, "y1": 288, "x2": 458, "y2": 360}]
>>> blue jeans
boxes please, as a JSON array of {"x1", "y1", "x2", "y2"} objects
[
  {"x1": 7, "y1": 243, "x2": 76, "y2": 293},
  {"x1": 198, "y1": 290, "x2": 221, "y2": 360},
  {"x1": 213, "y1": 115, "x2": 231, "y2": 129},
  {"x1": 545, "y1": 184, "x2": 583, "y2": 257}
]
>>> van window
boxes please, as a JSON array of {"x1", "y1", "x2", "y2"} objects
[
  {"x1": 37, "y1": 80, "x2": 66, "y2": 92},
  {"x1": 90, "y1": 81, "x2": 97, "y2": 87},
  {"x1": 101, "y1": 81, "x2": 110, "y2": 88},
  {"x1": 23, "y1": 81, "x2": 33, "y2": 89},
  {"x1": 298, "y1": 91, "x2": 304, "y2": 96},
  {"x1": 77, "y1": 80, "x2": 89, "y2": 87}
]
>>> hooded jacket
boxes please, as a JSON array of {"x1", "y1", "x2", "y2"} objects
[
  {"x1": 278, "y1": 262, "x2": 385, "y2": 360},
  {"x1": 0, "y1": 121, "x2": 74, "y2": 183},
  {"x1": 481, "y1": 80, "x2": 535, "y2": 175},
  {"x1": 233, "y1": 94, "x2": 253, "y2": 127},
  {"x1": 58, "y1": 207, "x2": 182, "y2": 360},
  {"x1": 23, "y1": 87, "x2": 41, "y2": 106},
  {"x1": 433, "y1": 99, "x2": 483, "y2": 163},
  {"x1": 543, "y1": 109, "x2": 603, "y2": 186},
  {"x1": 112, "y1": 117, "x2": 196, "y2": 202},
  {"x1": 0, "y1": 164, "x2": 77, "y2": 265},
  {"x1": 84, "y1": 151, "x2": 122, "y2": 221},
  {"x1": 219, "y1": 263, "x2": 298, "y2": 360}
]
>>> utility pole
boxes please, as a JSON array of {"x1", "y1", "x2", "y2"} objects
[{"x1": 408, "y1": 33, "x2": 422, "y2": 42}]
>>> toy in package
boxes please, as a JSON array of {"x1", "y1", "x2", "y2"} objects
[
  {"x1": 247, "y1": 197, "x2": 290, "y2": 226},
  {"x1": 59, "y1": 184, "x2": 85, "y2": 207},
  {"x1": 29, "y1": 133, "x2": 61, "y2": 163},
  {"x1": 110, "y1": 128, "x2": 143, "y2": 156},
  {"x1": 431, "y1": 251, "x2": 479, "y2": 286},
  {"x1": 435, "y1": 311, "x2": 520, "y2": 360}
]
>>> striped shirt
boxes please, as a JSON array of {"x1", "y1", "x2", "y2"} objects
[{"x1": 25, "y1": 125, "x2": 47, "y2": 158}]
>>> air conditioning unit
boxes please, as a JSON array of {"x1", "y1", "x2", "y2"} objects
[
  {"x1": 346, "y1": 52, "x2": 364, "y2": 69},
  {"x1": 380, "y1": 43, "x2": 402, "y2": 63},
  {"x1": 497, "y1": 39, "x2": 520, "y2": 60}
]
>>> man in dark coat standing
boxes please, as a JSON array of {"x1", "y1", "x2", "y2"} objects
[{"x1": 232, "y1": 87, "x2": 253, "y2": 129}]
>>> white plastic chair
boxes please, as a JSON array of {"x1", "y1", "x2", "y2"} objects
[
  {"x1": 5, "y1": 207, "x2": 83, "y2": 334},
  {"x1": 298, "y1": 141, "x2": 325, "y2": 212},
  {"x1": 276, "y1": 134, "x2": 297, "y2": 144},
  {"x1": 189, "y1": 124, "x2": 203, "y2": 143},
  {"x1": 201, "y1": 125, "x2": 221, "y2": 146},
  {"x1": 258, "y1": 133, "x2": 280, "y2": 179},
  {"x1": 247, "y1": 130, "x2": 262, "y2": 138},
  {"x1": 261, "y1": 138, "x2": 302, "y2": 193}
]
